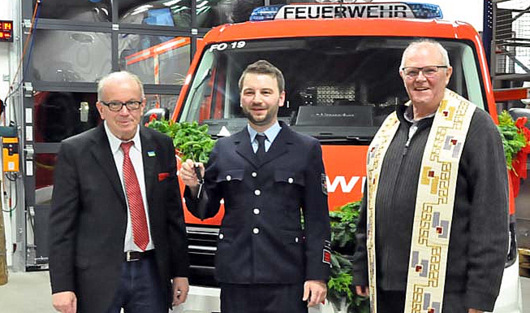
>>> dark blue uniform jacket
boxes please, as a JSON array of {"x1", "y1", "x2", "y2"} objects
[{"x1": 185, "y1": 122, "x2": 331, "y2": 284}]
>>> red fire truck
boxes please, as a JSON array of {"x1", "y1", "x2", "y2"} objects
[{"x1": 165, "y1": 2, "x2": 523, "y2": 312}]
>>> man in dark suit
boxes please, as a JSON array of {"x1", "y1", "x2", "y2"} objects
[
  {"x1": 180, "y1": 60, "x2": 331, "y2": 313},
  {"x1": 49, "y1": 71, "x2": 189, "y2": 313}
]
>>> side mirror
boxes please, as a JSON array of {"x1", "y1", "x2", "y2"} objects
[
  {"x1": 508, "y1": 108, "x2": 530, "y2": 128},
  {"x1": 143, "y1": 107, "x2": 170, "y2": 125}
]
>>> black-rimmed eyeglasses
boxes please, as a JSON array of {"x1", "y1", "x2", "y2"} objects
[
  {"x1": 100, "y1": 100, "x2": 142, "y2": 112},
  {"x1": 402, "y1": 65, "x2": 448, "y2": 79}
]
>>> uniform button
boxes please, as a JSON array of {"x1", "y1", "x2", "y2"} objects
[
  {"x1": 288, "y1": 177, "x2": 294, "y2": 184},
  {"x1": 226, "y1": 175, "x2": 232, "y2": 181},
  {"x1": 253, "y1": 228, "x2": 260, "y2": 234},
  {"x1": 254, "y1": 189, "x2": 261, "y2": 196},
  {"x1": 219, "y1": 234, "x2": 224, "y2": 240},
  {"x1": 253, "y1": 208, "x2": 260, "y2": 215},
  {"x1": 252, "y1": 172, "x2": 257, "y2": 177}
]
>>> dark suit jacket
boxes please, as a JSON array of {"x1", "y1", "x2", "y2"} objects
[
  {"x1": 49, "y1": 124, "x2": 189, "y2": 313},
  {"x1": 185, "y1": 122, "x2": 331, "y2": 284}
]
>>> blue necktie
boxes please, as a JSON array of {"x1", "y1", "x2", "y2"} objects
[{"x1": 256, "y1": 134, "x2": 267, "y2": 162}]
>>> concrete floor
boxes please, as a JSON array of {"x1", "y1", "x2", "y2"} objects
[{"x1": 0, "y1": 270, "x2": 529, "y2": 313}]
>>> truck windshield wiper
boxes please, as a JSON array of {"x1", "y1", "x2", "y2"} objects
[
  {"x1": 313, "y1": 133, "x2": 372, "y2": 143},
  {"x1": 346, "y1": 136, "x2": 372, "y2": 143}
]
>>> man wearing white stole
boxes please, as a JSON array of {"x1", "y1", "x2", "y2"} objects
[{"x1": 352, "y1": 39, "x2": 509, "y2": 313}]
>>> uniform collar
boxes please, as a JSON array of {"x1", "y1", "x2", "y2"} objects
[{"x1": 247, "y1": 121, "x2": 282, "y2": 143}]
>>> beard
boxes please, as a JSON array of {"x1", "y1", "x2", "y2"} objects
[{"x1": 242, "y1": 103, "x2": 279, "y2": 127}]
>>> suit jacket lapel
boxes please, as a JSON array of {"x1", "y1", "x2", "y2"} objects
[
  {"x1": 140, "y1": 128, "x2": 157, "y2": 206},
  {"x1": 90, "y1": 124, "x2": 126, "y2": 207}
]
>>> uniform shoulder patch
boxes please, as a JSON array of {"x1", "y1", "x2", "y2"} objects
[
  {"x1": 323, "y1": 248, "x2": 332, "y2": 266},
  {"x1": 323, "y1": 240, "x2": 332, "y2": 267},
  {"x1": 321, "y1": 173, "x2": 328, "y2": 195}
]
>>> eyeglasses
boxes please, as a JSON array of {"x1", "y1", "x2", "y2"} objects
[
  {"x1": 402, "y1": 65, "x2": 448, "y2": 79},
  {"x1": 100, "y1": 100, "x2": 142, "y2": 112}
]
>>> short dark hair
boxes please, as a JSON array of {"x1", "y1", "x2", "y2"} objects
[{"x1": 238, "y1": 60, "x2": 285, "y2": 93}]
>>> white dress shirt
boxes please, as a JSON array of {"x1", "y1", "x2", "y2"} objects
[{"x1": 104, "y1": 122, "x2": 154, "y2": 252}]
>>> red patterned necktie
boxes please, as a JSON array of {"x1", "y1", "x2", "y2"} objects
[{"x1": 121, "y1": 141, "x2": 149, "y2": 251}]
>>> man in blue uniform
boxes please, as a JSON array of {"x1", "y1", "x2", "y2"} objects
[{"x1": 181, "y1": 60, "x2": 331, "y2": 313}]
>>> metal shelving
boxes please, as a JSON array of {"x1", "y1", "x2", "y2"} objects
[{"x1": 492, "y1": 0, "x2": 530, "y2": 85}]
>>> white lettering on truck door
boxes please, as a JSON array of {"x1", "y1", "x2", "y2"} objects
[{"x1": 326, "y1": 176, "x2": 361, "y2": 193}]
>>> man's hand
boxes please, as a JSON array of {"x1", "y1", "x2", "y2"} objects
[
  {"x1": 303, "y1": 280, "x2": 327, "y2": 307},
  {"x1": 172, "y1": 277, "x2": 189, "y2": 306},
  {"x1": 469, "y1": 309, "x2": 483, "y2": 313},
  {"x1": 180, "y1": 160, "x2": 204, "y2": 195},
  {"x1": 52, "y1": 291, "x2": 77, "y2": 313},
  {"x1": 355, "y1": 285, "x2": 369, "y2": 297}
]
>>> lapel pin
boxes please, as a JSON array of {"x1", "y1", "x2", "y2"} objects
[{"x1": 147, "y1": 151, "x2": 156, "y2": 157}]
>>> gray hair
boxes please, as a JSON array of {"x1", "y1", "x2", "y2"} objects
[
  {"x1": 399, "y1": 39, "x2": 451, "y2": 71},
  {"x1": 97, "y1": 71, "x2": 145, "y2": 101}
]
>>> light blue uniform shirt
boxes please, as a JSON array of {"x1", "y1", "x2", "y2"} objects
[{"x1": 247, "y1": 121, "x2": 282, "y2": 153}]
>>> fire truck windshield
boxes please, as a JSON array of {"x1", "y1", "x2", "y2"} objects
[{"x1": 178, "y1": 36, "x2": 485, "y2": 140}]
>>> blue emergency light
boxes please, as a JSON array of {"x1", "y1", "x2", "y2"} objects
[
  {"x1": 249, "y1": 2, "x2": 442, "y2": 21},
  {"x1": 407, "y1": 2, "x2": 443, "y2": 19},
  {"x1": 249, "y1": 5, "x2": 285, "y2": 21}
]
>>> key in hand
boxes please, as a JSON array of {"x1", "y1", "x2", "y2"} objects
[{"x1": 194, "y1": 163, "x2": 204, "y2": 198}]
